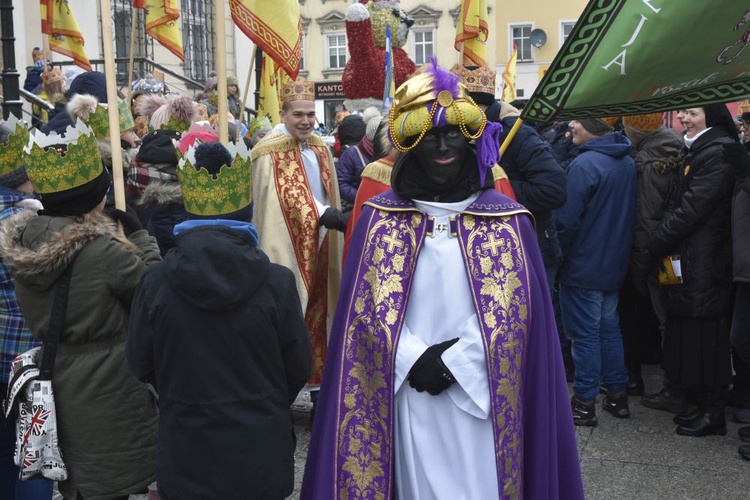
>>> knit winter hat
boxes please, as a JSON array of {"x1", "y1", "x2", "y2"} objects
[
  {"x1": 362, "y1": 107, "x2": 382, "y2": 141},
  {"x1": 67, "y1": 71, "x2": 108, "y2": 103},
  {"x1": 623, "y1": 113, "x2": 663, "y2": 132},
  {"x1": 178, "y1": 122, "x2": 220, "y2": 154},
  {"x1": 578, "y1": 117, "x2": 618, "y2": 136},
  {"x1": 338, "y1": 114, "x2": 366, "y2": 147},
  {"x1": 138, "y1": 94, "x2": 197, "y2": 132}
]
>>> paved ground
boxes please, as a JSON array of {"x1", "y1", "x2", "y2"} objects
[{"x1": 285, "y1": 364, "x2": 750, "y2": 499}]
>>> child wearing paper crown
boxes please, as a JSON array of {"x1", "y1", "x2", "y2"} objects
[
  {"x1": 0, "y1": 118, "x2": 52, "y2": 500},
  {"x1": 0, "y1": 119, "x2": 161, "y2": 499},
  {"x1": 128, "y1": 141, "x2": 310, "y2": 499}
]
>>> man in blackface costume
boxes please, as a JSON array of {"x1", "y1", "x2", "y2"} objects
[{"x1": 300, "y1": 61, "x2": 583, "y2": 500}]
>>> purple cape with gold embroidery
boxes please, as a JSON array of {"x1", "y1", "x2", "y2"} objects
[{"x1": 301, "y1": 188, "x2": 584, "y2": 500}]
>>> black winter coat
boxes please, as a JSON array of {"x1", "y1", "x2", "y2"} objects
[
  {"x1": 648, "y1": 127, "x2": 735, "y2": 318},
  {"x1": 488, "y1": 103, "x2": 568, "y2": 270},
  {"x1": 128, "y1": 225, "x2": 312, "y2": 499},
  {"x1": 629, "y1": 127, "x2": 683, "y2": 289},
  {"x1": 733, "y1": 144, "x2": 750, "y2": 282}
]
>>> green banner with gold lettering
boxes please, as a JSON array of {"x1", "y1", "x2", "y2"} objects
[{"x1": 522, "y1": 0, "x2": 750, "y2": 122}]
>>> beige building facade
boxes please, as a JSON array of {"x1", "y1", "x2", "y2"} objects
[
  {"x1": 11, "y1": 1, "x2": 589, "y2": 126},
  {"x1": 494, "y1": 0, "x2": 589, "y2": 101}
]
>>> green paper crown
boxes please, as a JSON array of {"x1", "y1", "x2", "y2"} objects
[
  {"x1": 23, "y1": 119, "x2": 103, "y2": 194},
  {"x1": 86, "y1": 100, "x2": 136, "y2": 139},
  {"x1": 177, "y1": 141, "x2": 252, "y2": 216},
  {"x1": 158, "y1": 115, "x2": 191, "y2": 133},
  {"x1": 0, "y1": 115, "x2": 30, "y2": 175}
]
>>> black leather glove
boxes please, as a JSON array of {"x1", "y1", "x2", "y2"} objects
[
  {"x1": 111, "y1": 207, "x2": 143, "y2": 236},
  {"x1": 320, "y1": 207, "x2": 349, "y2": 232},
  {"x1": 722, "y1": 142, "x2": 750, "y2": 179},
  {"x1": 408, "y1": 338, "x2": 459, "y2": 396}
]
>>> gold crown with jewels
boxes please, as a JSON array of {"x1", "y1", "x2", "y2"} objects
[
  {"x1": 281, "y1": 77, "x2": 315, "y2": 103},
  {"x1": 450, "y1": 64, "x2": 497, "y2": 96}
]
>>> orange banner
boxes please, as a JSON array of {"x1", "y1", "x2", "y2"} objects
[
  {"x1": 140, "y1": 0, "x2": 184, "y2": 61},
  {"x1": 40, "y1": 0, "x2": 91, "y2": 71}
]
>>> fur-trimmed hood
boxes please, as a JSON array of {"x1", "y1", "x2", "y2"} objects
[
  {"x1": 0, "y1": 210, "x2": 119, "y2": 288},
  {"x1": 98, "y1": 139, "x2": 139, "y2": 172},
  {"x1": 139, "y1": 179, "x2": 183, "y2": 206}
]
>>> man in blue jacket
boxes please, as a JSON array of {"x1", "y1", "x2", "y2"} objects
[{"x1": 555, "y1": 117, "x2": 636, "y2": 426}]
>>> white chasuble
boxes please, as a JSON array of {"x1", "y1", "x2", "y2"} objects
[{"x1": 393, "y1": 195, "x2": 499, "y2": 500}]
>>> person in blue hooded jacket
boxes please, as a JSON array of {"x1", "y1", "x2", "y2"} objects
[{"x1": 554, "y1": 117, "x2": 636, "y2": 427}]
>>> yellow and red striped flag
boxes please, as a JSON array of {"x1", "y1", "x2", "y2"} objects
[
  {"x1": 135, "y1": 0, "x2": 184, "y2": 61},
  {"x1": 40, "y1": 0, "x2": 91, "y2": 71},
  {"x1": 230, "y1": 0, "x2": 302, "y2": 80},
  {"x1": 502, "y1": 42, "x2": 518, "y2": 103},
  {"x1": 454, "y1": 0, "x2": 489, "y2": 67}
]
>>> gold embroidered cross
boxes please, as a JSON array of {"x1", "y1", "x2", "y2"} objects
[
  {"x1": 503, "y1": 331, "x2": 520, "y2": 354},
  {"x1": 481, "y1": 233, "x2": 503, "y2": 256},
  {"x1": 382, "y1": 230, "x2": 404, "y2": 253}
]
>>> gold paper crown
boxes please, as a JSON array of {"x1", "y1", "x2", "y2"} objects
[
  {"x1": 281, "y1": 77, "x2": 315, "y2": 103},
  {"x1": 41, "y1": 68, "x2": 63, "y2": 87},
  {"x1": 86, "y1": 100, "x2": 136, "y2": 138},
  {"x1": 389, "y1": 63, "x2": 486, "y2": 152},
  {"x1": 0, "y1": 116, "x2": 30, "y2": 175},
  {"x1": 23, "y1": 119, "x2": 103, "y2": 194},
  {"x1": 450, "y1": 64, "x2": 496, "y2": 96},
  {"x1": 177, "y1": 141, "x2": 252, "y2": 216}
]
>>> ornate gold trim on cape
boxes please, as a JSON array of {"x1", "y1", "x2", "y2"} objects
[{"x1": 360, "y1": 157, "x2": 395, "y2": 187}]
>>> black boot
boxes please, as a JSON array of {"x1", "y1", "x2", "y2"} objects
[
  {"x1": 740, "y1": 444, "x2": 750, "y2": 460},
  {"x1": 673, "y1": 406, "x2": 702, "y2": 426},
  {"x1": 739, "y1": 425, "x2": 750, "y2": 442},
  {"x1": 641, "y1": 388, "x2": 688, "y2": 413},
  {"x1": 675, "y1": 411, "x2": 726, "y2": 437}
]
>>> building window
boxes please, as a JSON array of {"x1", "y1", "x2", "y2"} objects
[
  {"x1": 511, "y1": 24, "x2": 533, "y2": 62},
  {"x1": 561, "y1": 21, "x2": 576, "y2": 46},
  {"x1": 300, "y1": 33, "x2": 307, "y2": 72},
  {"x1": 111, "y1": 0, "x2": 153, "y2": 84},
  {"x1": 181, "y1": 0, "x2": 216, "y2": 82},
  {"x1": 412, "y1": 29, "x2": 434, "y2": 66},
  {"x1": 326, "y1": 34, "x2": 347, "y2": 70},
  {"x1": 299, "y1": 17, "x2": 310, "y2": 74}
]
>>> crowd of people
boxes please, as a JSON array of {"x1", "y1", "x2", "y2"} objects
[{"x1": 0, "y1": 51, "x2": 749, "y2": 499}]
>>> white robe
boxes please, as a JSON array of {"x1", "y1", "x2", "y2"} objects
[{"x1": 393, "y1": 195, "x2": 499, "y2": 500}]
